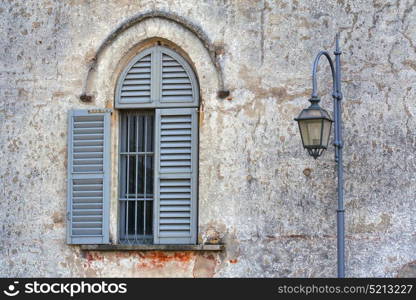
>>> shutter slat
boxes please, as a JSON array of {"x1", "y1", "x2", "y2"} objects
[
  {"x1": 161, "y1": 124, "x2": 192, "y2": 130},
  {"x1": 161, "y1": 95, "x2": 193, "y2": 102},
  {"x1": 73, "y1": 204, "x2": 103, "y2": 209},
  {"x1": 73, "y1": 141, "x2": 103, "y2": 147},
  {"x1": 162, "y1": 78, "x2": 191, "y2": 84},
  {"x1": 72, "y1": 229, "x2": 102, "y2": 236},
  {"x1": 159, "y1": 206, "x2": 190, "y2": 212},
  {"x1": 161, "y1": 117, "x2": 191, "y2": 123},
  {"x1": 72, "y1": 221, "x2": 102, "y2": 228},
  {"x1": 162, "y1": 72, "x2": 189, "y2": 78},
  {"x1": 67, "y1": 109, "x2": 111, "y2": 244},
  {"x1": 160, "y1": 187, "x2": 191, "y2": 192},
  {"x1": 73, "y1": 152, "x2": 103, "y2": 158},
  {"x1": 162, "y1": 66, "x2": 187, "y2": 73},
  {"x1": 73, "y1": 159, "x2": 103, "y2": 165},
  {"x1": 72, "y1": 216, "x2": 102, "y2": 222},
  {"x1": 159, "y1": 225, "x2": 190, "y2": 231},
  {"x1": 74, "y1": 146, "x2": 104, "y2": 152},
  {"x1": 73, "y1": 198, "x2": 103, "y2": 203},
  {"x1": 157, "y1": 232, "x2": 191, "y2": 238},
  {"x1": 134, "y1": 57, "x2": 151, "y2": 63},
  {"x1": 162, "y1": 84, "x2": 192, "y2": 90},
  {"x1": 162, "y1": 90, "x2": 193, "y2": 96},
  {"x1": 161, "y1": 136, "x2": 191, "y2": 142},
  {"x1": 160, "y1": 212, "x2": 191, "y2": 218},
  {"x1": 73, "y1": 128, "x2": 104, "y2": 134},
  {"x1": 73, "y1": 134, "x2": 104, "y2": 140},
  {"x1": 160, "y1": 161, "x2": 191, "y2": 167},
  {"x1": 160, "y1": 200, "x2": 191, "y2": 206},
  {"x1": 121, "y1": 85, "x2": 153, "y2": 91},
  {"x1": 74, "y1": 121, "x2": 103, "y2": 128},
  {"x1": 154, "y1": 108, "x2": 197, "y2": 244},
  {"x1": 159, "y1": 154, "x2": 191, "y2": 161},
  {"x1": 122, "y1": 79, "x2": 151, "y2": 86},
  {"x1": 161, "y1": 142, "x2": 191, "y2": 148},
  {"x1": 73, "y1": 184, "x2": 102, "y2": 190},
  {"x1": 160, "y1": 219, "x2": 191, "y2": 224},
  {"x1": 129, "y1": 67, "x2": 151, "y2": 73},
  {"x1": 160, "y1": 193, "x2": 191, "y2": 199},
  {"x1": 120, "y1": 91, "x2": 151, "y2": 97},
  {"x1": 162, "y1": 61, "x2": 181, "y2": 67}
]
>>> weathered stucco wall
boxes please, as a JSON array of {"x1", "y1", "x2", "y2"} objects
[{"x1": 1, "y1": 0, "x2": 416, "y2": 277}]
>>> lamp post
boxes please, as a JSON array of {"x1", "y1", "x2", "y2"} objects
[{"x1": 294, "y1": 34, "x2": 345, "y2": 278}]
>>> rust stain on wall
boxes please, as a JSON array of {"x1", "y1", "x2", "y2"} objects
[{"x1": 135, "y1": 251, "x2": 194, "y2": 269}]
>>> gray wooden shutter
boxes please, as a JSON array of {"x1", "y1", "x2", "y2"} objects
[
  {"x1": 115, "y1": 48, "x2": 154, "y2": 108},
  {"x1": 67, "y1": 109, "x2": 111, "y2": 244},
  {"x1": 154, "y1": 108, "x2": 198, "y2": 244},
  {"x1": 159, "y1": 48, "x2": 199, "y2": 107}
]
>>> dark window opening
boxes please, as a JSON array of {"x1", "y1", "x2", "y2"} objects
[{"x1": 119, "y1": 111, "x2": 154, "y2": 244}]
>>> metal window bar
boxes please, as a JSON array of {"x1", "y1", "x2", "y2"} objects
[{"x1": 119, "y1": 111, "x2": 154, "y2": 244}]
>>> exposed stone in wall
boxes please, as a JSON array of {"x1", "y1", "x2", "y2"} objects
[{"x1": 1, "y1": 0, "x2": 415, "y2": 277}]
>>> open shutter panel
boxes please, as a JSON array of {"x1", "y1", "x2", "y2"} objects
[
  {"x1": 67, "y1": 109, "x2": 111, "y2": 244},
  {"x1": 154, "y1": 108, "x2": 198, "y2": 244}
]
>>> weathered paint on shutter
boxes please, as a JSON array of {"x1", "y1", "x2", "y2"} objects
[
  {"x1": 67, "y1": 109, "x2": 111, "y2": 244},
  {"x1": 115, "y1": 46, "x2": 199, "y2": 108},
  {"x1": 154, "y1": 108, "x2": 198, "y2": 244}
]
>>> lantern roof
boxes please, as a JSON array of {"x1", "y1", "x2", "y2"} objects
[{"x1": 295, "y1": 98, "x2": 333, "y2": 122}]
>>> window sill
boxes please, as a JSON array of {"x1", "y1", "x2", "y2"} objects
[{"x1": 79, "y1": 244, "x2": 224, "y2": 251}]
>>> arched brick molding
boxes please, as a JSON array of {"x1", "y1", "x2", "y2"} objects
[{"x1": 81, "y1": 11, "x2": 228, "y2": 103}]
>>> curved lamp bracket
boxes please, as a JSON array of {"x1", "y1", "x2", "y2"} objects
[{"x1": 311, "y1": 50, "x2": 337, "y2": 99}]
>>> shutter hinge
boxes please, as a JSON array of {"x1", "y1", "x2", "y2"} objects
[
  {"x1": 66, "y1": 212, "x2": 71, "y2": 221},
  {"x1": 88, "y1": 108, "x2": 112, "y2": 114}
]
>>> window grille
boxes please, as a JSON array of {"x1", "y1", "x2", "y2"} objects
[{"x1": 119, "y1": 111, "x2": 154, "y2": 244}]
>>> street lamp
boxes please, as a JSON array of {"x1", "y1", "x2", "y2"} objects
[
  {"x1": 294, "y1": 34, "x2": 345, "y2": 278},
  {"x1": 294, "y1": 97, "x2": 333, "y2": 159}
]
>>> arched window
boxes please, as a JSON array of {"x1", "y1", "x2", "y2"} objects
[{"x1": 116, "y1": 46, "x2": 199, "y2": 245}]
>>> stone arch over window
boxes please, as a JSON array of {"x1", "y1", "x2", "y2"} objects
[{"x1": 81, "y1": 13, "x2": 224, "y2": 108}]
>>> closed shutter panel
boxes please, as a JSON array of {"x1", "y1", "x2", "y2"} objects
[
  {"x1": 158, "y1": 47, "x2": 199, "y2": 107},
  {"x1": 116, "y1": 49, "x2": 153, "y2": 107},
  {"x1": 67, "y1": 109, "x2": 111, "y2": 244},
  {"x1": 154, "y1": 108, "x2": 198, "y2": 244},
  {"x1": 161, "y1": 52, "x2": 194, "y2": 104}
]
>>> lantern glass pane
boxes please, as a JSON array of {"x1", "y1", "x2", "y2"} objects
[
  {"x1": 299, "y1": 119, "x2": 323, "y2": 147},
  {"x1": 321, "y1": 119, "x2": 332, "y2": 148}
]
